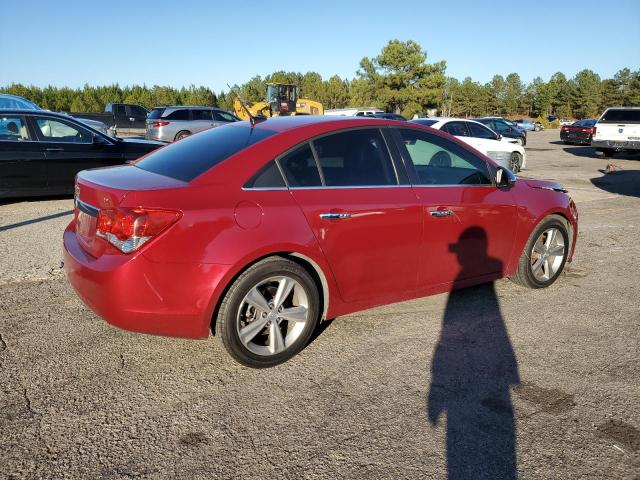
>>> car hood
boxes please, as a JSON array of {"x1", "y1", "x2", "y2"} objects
[{"x1": 522, "y1": 178, "x2": 568, "y2": 193}]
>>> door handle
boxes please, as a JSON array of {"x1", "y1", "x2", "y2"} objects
[
  {"x1": 45, "y1": 148, "x2": 64, "y2": 152},
  {"x1": 320, "y1": 212, "x2": 352, "y2": 220},
  {"x1": 430, "y1": 210, "x2": 453, "y2": 217}
]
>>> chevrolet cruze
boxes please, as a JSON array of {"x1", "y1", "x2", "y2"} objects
[{"x1": 64, "y1": 116, "x2": 578, "y2": 368}]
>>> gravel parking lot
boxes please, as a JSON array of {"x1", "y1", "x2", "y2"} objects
[{"x1": 1, "y1": 129, "x2": 639, "y2": 479}]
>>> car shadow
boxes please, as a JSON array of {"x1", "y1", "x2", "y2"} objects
[
  {"x1": 591, "y1": 170, "x2": 640, "y2": 198},
  {"x1": 0, "y1": 209, "x2": 74, "y2": 232},
  {"x1": 562, "y1": 146, "x2": 596, "y2": 158},
  {"x1": 427, "y1": 227, "x2": 519, "y2": 479}
]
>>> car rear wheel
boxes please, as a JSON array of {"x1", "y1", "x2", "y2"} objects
[
  {"x1": 509, "y1": 152, "x2": 522, "y2": 172},
  {"x1": 509, "y1": 215, "x2": 569, "y2": 289},
  {"x1": 174, "y1": 130, "x2": 191, "y2": 141},
  {"x1": 215, "y1": 257, "x2": 320, "y2": 368}
]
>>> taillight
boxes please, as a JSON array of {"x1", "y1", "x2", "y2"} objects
[
  {"x1": 151, "y1": 121, "x2": 170, "y2": 127},
  {"x1": 96, "y1": 207, "x2": 181, "y2": 253},
  {"x1": 592, "y1": 127, "x2": 597, "y2": 137}
]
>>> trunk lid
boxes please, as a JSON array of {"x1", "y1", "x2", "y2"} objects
[{"x1": 74, "y1": 165, "x2": 186, "y2": 257}]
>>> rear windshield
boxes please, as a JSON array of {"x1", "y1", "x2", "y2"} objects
[
  {"x1": 148, "y1": 108, "x2": 165, "y2": 120},
  {"x1": 411, "y1": 119, "x2": 437, "y2": 126},
  {"x1": 600, "y1": 109, "x2": 640, "y2": 123},
  {"x1": 135, "y1": 124, "x2": 277, "y2": 182}
]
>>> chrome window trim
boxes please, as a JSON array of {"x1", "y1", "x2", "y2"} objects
[{"x1": 242, "y1": 183, "x2": 494, "y2": 191}]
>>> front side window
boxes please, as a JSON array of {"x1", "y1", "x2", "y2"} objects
[
  {"x1": 214, "y1": 111, "x2": 239, "y2": 122},
  {"x1": 0, "y1": 115, "x2": 30, "y2": 140},
  {"x1": 398, "y1": 128, "x2": 491, "y2": 186},
  {"x1": 467, "y1": 121, "x2": 497, "y2": 139},
  {"x1": 36, "y1": 117, "x2": 92, "y2": 143},
  {"x1": 312, "y1": 128, "x2": 396, "y2": 186},
  {"x1": 279, "y1": 144, "x2": 322, "y2": 187}
]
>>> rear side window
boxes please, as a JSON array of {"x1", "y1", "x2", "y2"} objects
[
  {"x1": 148, "y1": 108, "x2": 165, "y2": 120},
  {"x1": 191, "y1": 109, "x2": 212, "y2": 121},
  {"x1": 313, "y1": 128, "x2": 396, "y2": 186},
  {"x1": 442, "y1": 121, "x2": 470, "y2": 137},
  {"x1": 0, "y1": 115, "x2": 30, "y2": 140},
  {"x1": 136, "y1": 124, "x2": 276, "y2": 182},
  {"x1": 600, "y1": 109, "x2": 640, "y2": 123},
  {"x1": 165, "y1": 109, "x2": 190, "y2": 121},
  {"x1": 279, "y1": 144, "x2": 322, "y2": 187},
  {"x1": 245, "y1": 161, "x2": 286, "y2": 188}
]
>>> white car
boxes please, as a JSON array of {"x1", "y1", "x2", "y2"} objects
[
  {"x1": 592, "y1": 107, "x2": 640, "y2": 157},
  {"x1": 324, "y1": 107, "x2": 384, "y2": 117},
  {"x1": 411, "y1": 118, "x2": 527, "y2": 172}
]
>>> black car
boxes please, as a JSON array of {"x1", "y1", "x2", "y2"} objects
[
  {"x1": 559, "y1": 119, "x2": 596, "y2": 145},
  {"x1": 475, "y1": 117, "x2": 527, "y2": 146},
  {"x1": 0, "y1": 110, "x2": 164, "y2": 198}
]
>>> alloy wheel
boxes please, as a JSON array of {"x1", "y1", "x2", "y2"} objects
[
  {"x1": 236, "y1": 276, "x2": 309, "y2": 356},
  {"x1": 530, "y1": 227, "x2": 566, "y2": 281}
]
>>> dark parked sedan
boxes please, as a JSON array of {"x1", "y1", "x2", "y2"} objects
[
  {"x1": 475, "y1": 117, "x2": 527, "y2": 146},
  {"x1": 0, "y1": 110, "x2": 164, "y2": 198},
  {"x1": 560, "y1": 119, "x2": 596, "y2": 145}
]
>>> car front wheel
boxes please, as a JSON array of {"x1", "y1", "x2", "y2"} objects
[
  {"x1": 215, "y1": 257, "x2": 320, "y2": 368},
  {"x1": 509, "y1": 152, "x2": 522, "y2": 173},
  {"x1": 510, "y1": 215, "x2": 570, "y2": 289}
]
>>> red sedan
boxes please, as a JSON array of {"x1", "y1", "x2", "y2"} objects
[{"x1": 64, "y1": 116, "x2": 578, "y2": 368}]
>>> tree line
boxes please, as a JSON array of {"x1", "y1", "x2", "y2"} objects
[{"x1": 2, "y1": 40, "x2": 638, "y2": 120}]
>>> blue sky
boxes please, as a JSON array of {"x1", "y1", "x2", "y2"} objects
[{"x1": 4, "y1": 0, "x2": 639, "y2": 91}]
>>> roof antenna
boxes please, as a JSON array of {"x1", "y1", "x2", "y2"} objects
[{"x1": 227, "y1": 84, "x2": 267, "y2": 126}]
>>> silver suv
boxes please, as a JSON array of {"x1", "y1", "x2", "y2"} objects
[{"x1": 145, "y1": 106, "x2": 240, "y2": 142}]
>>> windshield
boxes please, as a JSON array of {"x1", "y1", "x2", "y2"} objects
[{"x1": 0, "y1": 95, "x2": 41, "y2": 110}]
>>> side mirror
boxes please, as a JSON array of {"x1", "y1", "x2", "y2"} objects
[
  {"x1": 495, "y1": 166, "x2": 516, "y2": 188},
  {"x1": 495, "y1": 133, "x2": 502, "y2": 141}
]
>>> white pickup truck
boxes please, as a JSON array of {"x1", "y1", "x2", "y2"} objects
[{"x1": 592, "y1": 107, "x2": 640, "y2": 157}]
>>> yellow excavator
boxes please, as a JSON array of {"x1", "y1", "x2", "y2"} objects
[{"x1": 233, "y1": 83, "x2": 324, "y2": 120}]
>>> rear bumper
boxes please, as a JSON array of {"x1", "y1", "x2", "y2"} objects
[
  {"x1": 63, "y1": 224, "x2": 229, "y2": 339},
  {"x1": 592, "y1": 139, "x2": 640, "y2": 150}
]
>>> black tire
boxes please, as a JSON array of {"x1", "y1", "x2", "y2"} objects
[
  {"x1": 596, "y1": 148, "x2": 615, "y2": 158},
  {"x1": 509, "y1": 215, "x2": 570, "y2": 289},
  {"x1": 509, "y1": 152, "x2": 522, "y2": 173},
  {"x1": 174, "y1": 130, "x2": 191, "y2": 141},
  {"x1": 521, "y1": 136, "x2": 526, "y2": 147},
  {"x1": 215, "y1": 257, "x2": 320, "y2": 368}
]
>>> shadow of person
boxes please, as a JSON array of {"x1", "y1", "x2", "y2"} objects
[{"x1": 427, "y1": 226, "x2": 520, "y2": 479}]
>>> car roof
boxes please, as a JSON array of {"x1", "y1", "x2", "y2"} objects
[
  {"x1": 0, "y1": 109, "x2": 75, "y2": 118},
  {"x1": 155, "y1": 105, "x2": 225, "y2": 110},
  {"x1": 244, "y1": 115, "x2": 400, "y2": 134}
]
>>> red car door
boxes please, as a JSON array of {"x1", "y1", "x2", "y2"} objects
[
  {"x1": 281, "y1": 128, "x2": 422, "y2": 304},
  {"x1": 394, "y1": 127, "x2": 518, "y2": 287}
]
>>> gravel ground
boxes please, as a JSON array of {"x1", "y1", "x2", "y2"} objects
[{"x1": 0, "y1": 130, "x2": 639, "y2": 479}]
